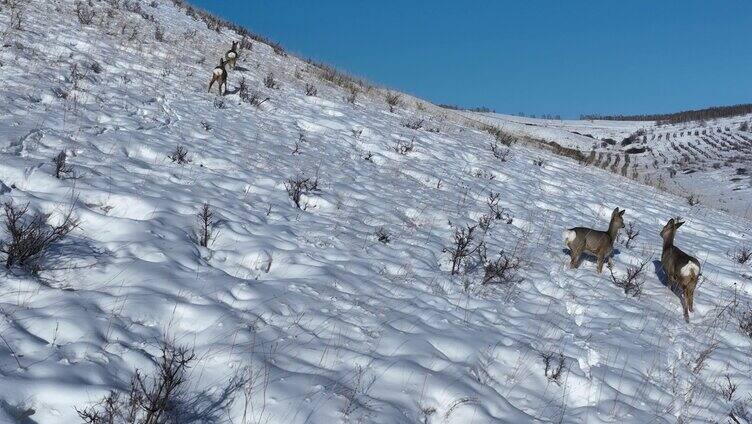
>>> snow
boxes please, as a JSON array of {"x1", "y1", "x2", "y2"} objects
[{"x1": 1, "y1": 1, "x2": 752, "y2": 423}]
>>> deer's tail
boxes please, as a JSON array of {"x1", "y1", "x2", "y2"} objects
[
  {"x1": 563, "y1": 229, "x2": 576, "y2": 246},
  {"x1": 680, "y1": 262, "x2": 700, "y2": 281},
  {"x1": 681, "y1": 262, "x2": 701, "y2": 293}
]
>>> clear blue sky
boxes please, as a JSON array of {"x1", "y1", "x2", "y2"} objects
[{"x1": 191, "y1": 0, "x2": 752, "y2": 118}]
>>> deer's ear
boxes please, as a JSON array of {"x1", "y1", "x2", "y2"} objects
[
  {"x1": 674, "y1": 221, "x2": 685, "y2": 229},
  {"x1": 612, "y1": 207, "x2": 620, "y2": 216},
  {"x1": 618, "y1": 209, "x2": 625, "y2": 217}
]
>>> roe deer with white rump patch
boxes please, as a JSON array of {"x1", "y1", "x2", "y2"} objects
[
  {"x1": 563, "y1": 207, "x2": 625, "y2": 273},
  {"x1": 660, "y1": 218, "x2": 701, "y2": 323},
  {"x1": 208, "y1": 58, "x2": 227, "y2": 95},
  {"x1": 225, "y1": 41, "x2": 239, "y2": 69}
]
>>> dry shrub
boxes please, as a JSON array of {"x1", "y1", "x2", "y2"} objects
[
  {"x1": 239, "y1": 37, "x2": 253, "y2": 50},
  {"x1": 345, "y1": 87, "x2": 358, "y2": 104},
  {"x1": 621, "y1": 222, "x2": 639, "y2": 249},
  {"x1": 739, "y1": 307, "x2": 752, "y2": 339},
  {"x1": 541, "y1": 351, "x2": 565, "y2": 385},
  {"x1": 76, "y1": 343, "x2": 197, "y2": 424},
  {"x1": 285, "y1": 176, "x2": 319, "y2": 210},
  {"x1": 731, "y1": 246, "x2": 751, "y2": 265},
  {"x1": 404, "y1": 119, "x2": 424, "y2": 130},
  {"x1": 375, "y1": 227, "x2": 390, "y2": 244},
  {"x1": 607, "y1": 258, "x2": 650, "y2": 297},
  {"x1": 238, "y1": 77, "x2": 268, "y2": 107},
  {"x1": 393, "y1": 138, "x2": 414, "y2": 155},
  {"x1": 444, "y1": 224, "x2": 481, "y2": 275},
  {"x1": 263, "y1": 72, "x2": 278, "y2": 89},
  {"x1": 385, "y1": 92, "x2": 402, "y2": 112},
  {"x1": 304, "y1": 83, "x2": 317, "y2": 96},
  {"x1": 168, "y1": 145, "x2": 190, "y2": 164},
  {"x1": 154, "y1": 24, "x2": 165, "y2": 41},
  {"x1": 75, "y1": 1, "x2": 94, "y2": 24},
  {"x1": 479, "y1": 246, "x2": 522, "y2": 286},
  {"x1": 52, "y1": 150, "x2": 74, "y2": 179},
  {"x1": 196, "y1": 202, "x2": 216, "y2": 248},
  {"x1": 486, "y1": 192, "x2": 512, "y2": 224},
  {"x1": 1, "y1": 201, "x2": 78, "y2": 273},
  {"x1": 490, "y1": 142, "x2": 510, "y2": 162}
]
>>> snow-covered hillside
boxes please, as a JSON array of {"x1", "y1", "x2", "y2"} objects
[
  {"x1": 468, "y1": 113, "x2": 752, "y2": 220},
  {"x1": 1, "y1": 1, "x2": 752, "y2": 423}
]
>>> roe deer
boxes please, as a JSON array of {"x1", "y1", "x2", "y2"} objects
[
  {"x1": 208, "y1": 58, "x2": 227, "y2": 95},
  {"x1": 225, "y1": 41, "x2": 239, "y2": 69},
  {"x1": 563, "y1": 207, "x2": 625, "y2": 273},
  {"x1": 660, "y1": 218, "x2": 701, "y2": 323}
]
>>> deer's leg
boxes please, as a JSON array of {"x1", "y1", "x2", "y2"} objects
[
  {"x1": 569, "y1": 246, "x2": 581, "y2": 269},
  {"x1": 208, "y1": 77, "x2": 215, "y2": 93},
  {"x1": 687, "y1": 283, "x2": 695, "y2": 312},
  {"x1": 681, "y1": 293, "x2": 690, "y2": 323},
  {"x1": 596, "y1": 255, "x2": 604, "y2": 274},
  {"x1": 667, "y1": 272, "x2": 677, "y2": 290}
]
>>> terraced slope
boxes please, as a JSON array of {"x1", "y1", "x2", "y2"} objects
[{"x1": 470, "y1": 113, "x2": 752, "y2": 218}]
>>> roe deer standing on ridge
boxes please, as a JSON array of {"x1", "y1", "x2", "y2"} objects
[
  {"x1": 563, "y1": 207, "x2": 625, "y2": 273},
  {"x1": 225, "y1": 41, "x2": 239, "y2": 69},
  {"x1": 660, "y1": 218, "x2": 701, "y2": 323},
  {"x1": 208, "y1": 58, "x2": 227, "y2": 95}
]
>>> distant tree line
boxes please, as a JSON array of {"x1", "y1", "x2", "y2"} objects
[
  {"x1": 437, "y1": 105, "x2": 565, "y2": 120},
  {"x1": 580, "y1": 103, "x2": 752, "y2": 125},
  {"x1": 438, "y1": 104, "x2": 496, "y2": 113},
  {"x1": 514, "y1": 112, "x2": 561, "y2": 120},
  {"x1": 534, "y1": 114, "x2": 562, "y2": 120}
]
